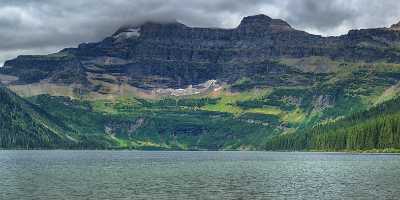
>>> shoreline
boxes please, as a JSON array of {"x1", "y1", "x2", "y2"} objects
[{"x1": 1, "y1": 148, "x2": 400, "y2": 154}]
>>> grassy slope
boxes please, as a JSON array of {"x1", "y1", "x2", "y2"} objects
[{"x1": 29, "y1": 93, "x2": 277, "y2": 150}]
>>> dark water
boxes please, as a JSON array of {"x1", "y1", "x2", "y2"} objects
[{"x1": 0, "y1": 151, "x2": 399, "y2": 200}]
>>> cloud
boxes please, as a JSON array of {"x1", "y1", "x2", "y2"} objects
[
  {"x1": 1, "y1": 0, "x2": 400, "y2": 65},
  {"x1": 281, "y1": 0, "x2": 400, "y2": 35}
]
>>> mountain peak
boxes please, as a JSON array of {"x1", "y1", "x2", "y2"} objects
[
  {"x1": 240, "y1": 14, "x2": 273, "y2": 24},
  {"x1": 112, "y1": 20, "x2": 186, "y2": 40},
  {"x1": 238, "y1": 14, "x2": 293, "y2": 32}
]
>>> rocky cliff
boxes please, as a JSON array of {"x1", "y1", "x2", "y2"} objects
[{"x1": 4, "y1": 14, "x2": 400, "y2": 98}]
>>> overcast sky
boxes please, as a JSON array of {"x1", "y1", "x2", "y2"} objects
[{"x1": 1, "y1": 0, "x2": 400, "y2": 66}]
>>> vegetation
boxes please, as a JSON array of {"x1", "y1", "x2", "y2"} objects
[
  {"x1": 2, "y1": 60, "x2": 400, "y2": 151},
  {"x1": 28, "y1": 94, "x2": 276, "y2": 150},
  {"x1": 266, "y1": 96, "x2": 400, "y2": 151},
  {"x1": 0, "y1": 86, "x2": 73, "y2": 148}
]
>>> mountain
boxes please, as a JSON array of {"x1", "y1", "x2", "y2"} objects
[
  {"x1": 3, "y1": 14, "x2": 400, "y2": 95},
  {"x1": 2, "y1": 14, "x2": 400, "y2": 150},
  {"x1": 1, "y1": 14, "x2": 320, "y2": 92}
]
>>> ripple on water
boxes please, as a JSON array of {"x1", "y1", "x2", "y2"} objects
[{"x1": 0, "y1": 151, "x2": 399, "y2": 200}]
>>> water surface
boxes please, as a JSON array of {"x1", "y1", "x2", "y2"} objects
[{"x1": 0, "y1": 151, "x2": 399, "y2": 199}]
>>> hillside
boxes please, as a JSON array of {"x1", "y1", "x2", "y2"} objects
[
  {"x1": 0, "y1": 86, "x2": 73, "y2": 148},
  {"x1": 27, "y1": 94, "x2": 276, "y2": 150},
  {"x1": 1, "y1": 14, "x2": 400, "y2": 150},
  {"x1": 266, "y1": 96, "x2": 400, "y2": 152}
]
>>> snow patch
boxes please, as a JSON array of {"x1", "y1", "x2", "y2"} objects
[
  {"x1": 155, "y1": 80, "x2": 220, "y2": 96},
  {"x1": 114, "y1": 28, "x2": 141, "y2": 40}
]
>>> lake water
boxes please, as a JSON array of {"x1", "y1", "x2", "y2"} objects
[{"x1": 0, "y1": 151, "x2": 399, "y2": 200}]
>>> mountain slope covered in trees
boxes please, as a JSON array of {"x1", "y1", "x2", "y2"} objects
[
  {"x1": 0, "y1": 86, "x2": 74, "y2": 148},
  {"x1": 266, "y1": 96, "x2": 400, "y2": 152}
]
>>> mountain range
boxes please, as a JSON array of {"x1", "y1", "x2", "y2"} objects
[{"x1": 2, "y1": 14, "x2": 400, "y2": 151}]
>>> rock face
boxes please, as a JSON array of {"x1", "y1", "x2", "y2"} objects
[{"x1": 3, "y1": 14, "x2": 400, "y2": 94}]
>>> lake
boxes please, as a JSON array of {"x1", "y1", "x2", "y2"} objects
[{"x1": 0, "y1": 151, "x2": 399, "y2": 200}]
